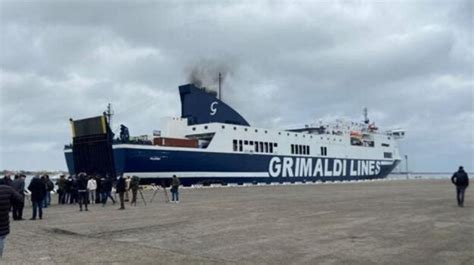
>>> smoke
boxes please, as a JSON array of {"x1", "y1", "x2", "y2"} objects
[{"x1": 186, "y1": 61, "x2": 232, "y2": 91}]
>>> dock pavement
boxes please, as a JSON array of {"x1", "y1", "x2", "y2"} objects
[{"x1": 3, "y1": 179, "x2": 473, "y2": 265}]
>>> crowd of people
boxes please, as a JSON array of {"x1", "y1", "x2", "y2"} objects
[
  {"x1": 0, "y1": 172, "x2": 181, "y2": 258},
  {"x1": 1, "y1": 173, "x2": 179, "y2": 219}
]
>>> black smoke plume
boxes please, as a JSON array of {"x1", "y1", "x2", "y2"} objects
[{"x1": 186, "y1": 61, "x2": 231, "y2": 92}]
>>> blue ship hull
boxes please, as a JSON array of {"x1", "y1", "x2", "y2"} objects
[{"x1": 65, "y1": 145, "x2": 400, "y2": 186}]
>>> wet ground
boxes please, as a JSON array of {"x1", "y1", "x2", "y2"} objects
[{"x1": 3, "y1": 179, "x2": 473, "y2": 264}]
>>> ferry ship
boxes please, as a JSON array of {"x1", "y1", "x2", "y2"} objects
[{"x1": 64, "y1": 83, "x2": 405, "y2": 186}]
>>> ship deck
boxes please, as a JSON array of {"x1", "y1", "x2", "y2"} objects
[{"x1": 5, "y1": 179, "x2": 473, "y2": 264}]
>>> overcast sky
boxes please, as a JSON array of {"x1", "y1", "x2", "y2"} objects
[{"x1": 0, "y1": 0, "x2": 472, "y2": 172}]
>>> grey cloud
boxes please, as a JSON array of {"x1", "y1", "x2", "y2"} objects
[{"x1": 0, "y1": 0, "x2": 472, "y2": 171}]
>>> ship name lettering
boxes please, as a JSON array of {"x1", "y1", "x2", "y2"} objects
[{"x1": 268, "y1": 157, "x2": 382, "y2": 178}]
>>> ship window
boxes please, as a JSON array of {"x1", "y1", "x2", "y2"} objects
[
  {"x1": 264, "y1": 142, "x2": 269, "y2": 153},
  {"x1": 299, "y1": 145, "x2": 303, "y2": 155},
  {"x1": 233, "y1": 127, "x2": 237, "y2": 130},
  {"x1": 255, "y1": 142, "x2": 259, "y2": 152},
  {"x1": 192, "y1": 127, "x2": 196, "y2": 131},
  {"x1": 320, "y1": 146, "x2": 327, "y2": 156},
  {"x1": 310, "y1": 136, "x2": 313, "y2": 139},
  {"x1": 260, "y1": 142, "x2": 264, "y2": 153},
  {"x1": 278, "y1": 132, "x2": 281, "y2": 135},
  {"x1": 295, "y1": 134, "x2": 298, "y2": 137},
  {"x1": 233, "y1": 140, "x2": 238, "y2": 151},
  {"x1": 269, "y1": 143, "x2": 273, "y2": 153},
  {"x1": 265, "y1": 130, "x2": 268, "y2": 134},
  {"x1": 287, "y1": 133, "x2": 290, "y2": 136},
  {"x1": 255, "y1": 129, "x2": 258, "y2": 133},
  {"x1": 244, "y1": 128, "x2": 248, "y2": 132},
  {"x1": 239, "y1": 140, "x2": 243, "y2": 152},
  {"x1": 303, "y1": 135, "x2": 305, "y2": 138},
  {"x1": 244, "y1": 140, "x2": 248, "y2": 145},
  {"x1": 291, "y1": 144, "x2": 295, "y2": 154},
  {"x1": 382, "y1": 143, "x2": 390, "y2": 147},
  {"x1": 274, "y1": 143, "x2": 278, "y2": 147},
  {"x1": 308, "y1": 146, "x2": 311, "y2": 155},
  {"x1": 222, "y1": 125, "x2": 225, "y2": 129},
  {"x1": 249, "y1": 141, "x2": 254, "y2": 145},
  {"x1": 384, "y1": 152, "x2": 392, "y2": 158},
  {"x1": 204, "y1": 126, "x2": 208, "y2": 130}
]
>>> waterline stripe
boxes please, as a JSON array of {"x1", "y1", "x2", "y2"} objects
[{"x1": 124, "y1": 172, "x2": 270, "y2": 178}]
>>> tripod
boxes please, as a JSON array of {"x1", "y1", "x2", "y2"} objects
[
  {"x1": 131, "y1": 187, "x2": 147, "y2": 206},
  {"x1": 150, "y1": 184, "x2": 169, "y2": 203},
  {"x1": 138, "y1": 188, "x2": 147, "y2": 206}
]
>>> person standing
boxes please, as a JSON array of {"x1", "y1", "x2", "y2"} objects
[
  {"x1": 42, "y1": 175, "x2": 54, "y2": 208},
  {"x1": 87, "y1": 176, "x2": 97, "y2": 204},
  {"x1": 116, "y1": 176, "x2": 126, "y2": 210},
  {"x1": 11, "y1": 175, "x2": 25, "y2": 221},
  {"x1": 77, "y1": 173, "x2": 89, "y2": 211},
  {"x1": 56, "y1": 175, "x2": 66, "y2": 204},
  {"x1": 170, "y1": 175, "x2": 181, "y2": 203},
  {"x1": 2, "y1": 175, "x2": 13, "y2": 187},
  {"x1": 28, "y1": 176, "x2": 46, "y2": 220},
  {"x1": 65, "y1": 176, "x2": 73, "y2": 204},
  {"x1": 125, "y1": 176, "x2": 131, "y2": 202},
  {"x1": 0, "y1": 179, "x2": 24, "y2": 258},
  {"x1": 130, "y1": 176, "x2": 140, "y2": 206},
  {"x1": 95, "y1": 175, "x2": 102, "y2": 204},
  {"x1": 451, "y1": 166, "x2": 469, "y2": 207},
  {"x1": 101, "y1": 176, "x2": 115, "y2": 206},
  {"x1": 70, "y1": 175, "x2": 79, "y2": 204}
]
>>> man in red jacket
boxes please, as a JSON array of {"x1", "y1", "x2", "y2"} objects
[{"x1": 0, "y1": 179, "x2": 24, "y2": 258}]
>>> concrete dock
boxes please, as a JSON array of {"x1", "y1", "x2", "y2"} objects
[{"x1": 3, "y1": 179, "x2": 473, "y2": 265}]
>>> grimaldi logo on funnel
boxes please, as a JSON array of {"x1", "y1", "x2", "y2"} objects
[{"x1": 268, "y1": 157, "x2": 382, "y2": 177}]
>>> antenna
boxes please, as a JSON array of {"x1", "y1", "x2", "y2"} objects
[
  {"x1": 218, "y1": 72, "x2": 222, "y2": 100},
  {"x1": 363, "y1": 107, "x2": 369, "y2": 124},
  {"x1": 105, "y1": 103, "x2": 114, "y2": 128}
]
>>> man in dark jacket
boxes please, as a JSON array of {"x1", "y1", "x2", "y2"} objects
[
  {"x1": 56, "y1": 175, "x2": 66, "y2": 204},
  {"x1": 170, "y1": 175, "x2": 181, "y2": 203},
  {"x1": 77, "y1": 173, "x2": 89, "y2": 211},
  {"x1": 116, "y1": 175, "x2": 126, "y2": 210},
  {"x1": 2, "y1": 175, "x2": 13, "y2": 187},
  {"x1": 130, "y1": 176, "x2": 140, "y2": 206},
  {"x1": 451, "y1": 166, "x2": 469, "y2": 207},
  {"x1": 43, "y1": 175, "x2": 54, "y2": 208},
  {"x1": 11, "y1": 175, "x2": 25, "y2": 221},
  {"x1": 28, "y1": 176, "x2": 46, "y2": 220},
  {"x1": 0, "y1": 179, "x2": 24, "y2": 257},
  {"x1": 101, "y1": 176, "x2": 116, "y2": 206}
]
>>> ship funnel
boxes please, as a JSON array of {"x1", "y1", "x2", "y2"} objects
[{"x1": 179, "y1": 84, "x2": 250, "y2": 126}]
